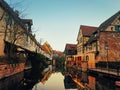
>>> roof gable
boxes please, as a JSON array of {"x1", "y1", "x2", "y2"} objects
[
  {"x1": 65, "y1": 43, "x2": 77, "y2": 50},
  {"x1": 77, "y1": 25, "x2": 98, "y2": 40},
  {"x1": 0, "y1": 0, "x2": 26, "y2": 30},
  {"x1": 81, "y1": 25, "x2": 98, "y2": 36},
  {"x1": 98, "y1": 11, "x2": 120, "y2": 31}
]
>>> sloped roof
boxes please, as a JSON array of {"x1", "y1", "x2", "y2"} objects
[
  {"x1": 22, "y1": 19, "x2": 33, "y2": 25},
  {"x1": 98, "y1": 10, "x2": 120, "y2": 31},
  {"x1": 80, "y1": 25, "x2": 98, "y2": 36},
  {"x1": 77, "y1": 25, "x2": 98, "y2": 41},
  {"x1": 41, "y1": 45, "x2": 49, "y2": 53},
  {"x1": 53, "y1": 50, "x2": 63, "y2": 58},
  {"x1": 65, "y1": 43, "x2": 77, "y2": 50},
  {"x1": 53, "y1": 50, "x2": 63, "y2": 55},
  {"x1": 0, "y1": 0, "x2": 26, "y2": 30},
  {"x1": 85, "y1": 11, "x2": 120, "y2": 45},
  {"x1": 43, "y1": 41, "x2": 53, "y2": 54}
]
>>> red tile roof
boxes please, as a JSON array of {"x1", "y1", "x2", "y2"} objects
[
  {"x1": 53, "y1": 50, "x2": 63, "y2": 54},
  {"x1": 65, "y1": 43, "x2": 77, "y2": 50},
  {"x1": 80, "y1": 25, "x2": 98, "y2": 36},
  {"x1": 53, "y1": 50, "x2": 63, "y2": 58}
]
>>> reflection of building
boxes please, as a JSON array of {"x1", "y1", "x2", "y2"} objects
[
  {"x1": 64, "y1": 75, "x2": 77, "y2": 89},
  {"x1": 41, "y1": 68, "x2": 52, "y2": 84},
  {"x1": 87, "y1": 76, "x2": 96, "y2": 90}
]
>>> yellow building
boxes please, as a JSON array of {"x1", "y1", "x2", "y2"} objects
[
  {"x1": 76, "y1": 25, "x2": 97, "y2": 71},
  {"x1": 42, "y1": 41, "x2": 53, "y2": 62}
]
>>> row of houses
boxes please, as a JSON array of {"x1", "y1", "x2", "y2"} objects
[
  {"x1": 0, "y1": 0, "x2": 54, "y2": 63},
  {"x1": 0, "y1": 0, "x2": 53, "y2": 78},
  {"x1": 64, "y1": 11, "x2": 120, "y2": 71}
]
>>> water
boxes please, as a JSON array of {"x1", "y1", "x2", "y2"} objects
[
  {"x1": 0, "y1": 66, "x2": 120, "y2": 90},
  {"x1": 0, "y1": 72, "x2": 24, "y2": 90},
  {"x1": 32, "y1": 72, "x2": 65, "y2": 90}
]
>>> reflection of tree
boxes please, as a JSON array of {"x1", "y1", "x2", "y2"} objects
[
  {"x1": 3, "y1": 13, "x2": 27, "y2": 64},
  {"x1": 64, "y1": 74, "x2": 77, "y2": 89},
  {"x1": 0, "y1": 11, "x2": 25, "y2": 64},
  {"x1": 56, "y1": 56, "x2": 65, "y2": 67},
  {"x1": 55, "y1": 56, "x2": 66, "y2": 75},
  {"x1": 7, "y1": 0, "x2": 28, "y2": 18},
  {"x1": 29, "y1": 53, "x2": 48, "y2": 70}
]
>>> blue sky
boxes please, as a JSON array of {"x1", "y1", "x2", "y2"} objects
[{"x1": 6, "y1": 0, "x2": 120, "y2": 51}]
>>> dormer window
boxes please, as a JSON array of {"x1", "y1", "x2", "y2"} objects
[{"x1": 115, "y1": 25, "x2": 120, "y2": 31}]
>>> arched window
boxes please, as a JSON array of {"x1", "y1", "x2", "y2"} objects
[{"x1": 86, "y1": 56, "x2": 89, "y2": 61}]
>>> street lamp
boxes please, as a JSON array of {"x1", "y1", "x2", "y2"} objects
[{"x1": 105, "y1": 44, "x2": 109, "y2": 71}]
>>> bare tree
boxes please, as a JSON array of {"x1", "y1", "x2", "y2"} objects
[
  {"x1": 6, "y1": 0, "x2": 28, "y2": 18},
  {"x1": 0, "y1": 0, "x2": 28, "y2": 64},
  {"x1": 4, "y1": 14, "x2": 26, "y2": 64}
]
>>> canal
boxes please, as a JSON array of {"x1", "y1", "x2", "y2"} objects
[{"x1": 0, "y1": 65, "x2": 120, "y2": 90}]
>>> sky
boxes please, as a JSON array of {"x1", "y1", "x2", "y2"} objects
[{"x1": 5, "y1": 0, "x2": 120, "y2": 51}]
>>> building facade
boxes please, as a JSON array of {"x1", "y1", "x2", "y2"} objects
[
  {"x1": 0, "y1": 0, "x2": 44, "y2": 78},
  {"x1": 84, "y1": 11, "x2": 120, "y2": 70},
  {"x1": 75, "y1": 11, "x2": 120, "y2": 71},
  {"x1": 76, "y1": 25, "x2": 97, "y2": 71},
  {"x1": 64, "y1": 43, "x2": 77, "y2": 66}
]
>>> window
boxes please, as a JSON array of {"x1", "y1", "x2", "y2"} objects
[
  {"x1": 115, "y1": 25, "x2": 120, "y2": 31},
  {"x1": 86, "y1": 56, "x2": 89, "y2": 61}
]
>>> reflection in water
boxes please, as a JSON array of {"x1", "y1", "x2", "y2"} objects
[
  {"x1": 64, "y1": 74, "x2": 77, "y2": 89},
  {"x1": 33, "y1": 65, "x2": 78, "y2": 90},
  {"x1": 0, "y1": 72, "x2": 24, "y2": 90},
  {"x1": 0, "y1": 65, "x2": 120, "y2": 90},
  {"x1": 16, "y1": 69, "x2": 43, "y2": 90},
  {"x1": 33, "y1": 72, "x2": 64, "y2": 90},
  {"x1": 95, "y1": 76, "x2": 119, "y2": 90},
  {"x1": 66, "y1": 67, "x2": 120, "y2": 90}
]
